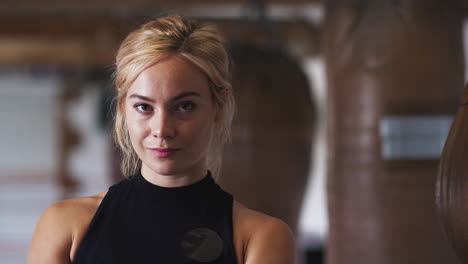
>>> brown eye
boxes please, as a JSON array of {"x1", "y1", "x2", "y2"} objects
[
  {"x1": 176, "y1": 102, "x2": 196, "y2": 112},
  {"x1": 135, "y1": 103, "x2": 153, "y2": 112}
]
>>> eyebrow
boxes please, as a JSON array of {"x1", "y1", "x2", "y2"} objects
[{"x1": 128, "y1": 91, "x2": 201, "y2": 102}]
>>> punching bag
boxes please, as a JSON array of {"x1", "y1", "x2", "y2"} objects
[
  {"x1": 437, "y1": 85, "x2": 468, "y2": 263},
  {"x1": 219, "y1": 43, "x2": 315, "y2": 233},
  {"x1": 324, "y1": 0, "x2": 463, "y2": 263}
]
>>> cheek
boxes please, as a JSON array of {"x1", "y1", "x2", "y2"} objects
[
  {"x1": 188, "y1": 116, "x2": 215, "y2": 148},
  {"x1": 125, "y1": 109, "x2": 147, "y2": 148}
]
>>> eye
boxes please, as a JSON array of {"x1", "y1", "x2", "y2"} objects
[
  {"x1": 176, "y1": 101, "x2": 196, "y2": 113},
  {"x1": 135, "y1": 103, "x2": 153, "y2": 113}
]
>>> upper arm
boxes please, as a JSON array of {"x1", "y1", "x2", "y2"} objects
[
  {"x1": 244, "y1": 218, "x2": 296, "y2": 264},
  {"x1": 27, "y1": 202, "x2": 74, "y2": 264}
]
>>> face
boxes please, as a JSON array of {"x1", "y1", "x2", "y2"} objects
[{"x1": 125, "y1": 56, "x2": 216, "y2": 177}]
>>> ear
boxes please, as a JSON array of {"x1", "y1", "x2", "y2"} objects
[
  {"x1": 220, "y1": 83, "x2": 232, "y2": 102},
  {"x1": 214, "y1": 83, "x2": 232, "y2": 121}
]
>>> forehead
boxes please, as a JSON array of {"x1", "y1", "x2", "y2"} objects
[{"x1": 127, "y1": 56, "x2": 211, "y2": 99}]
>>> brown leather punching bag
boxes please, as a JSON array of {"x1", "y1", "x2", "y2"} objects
[
  {"x1": 324, "y1": 0, "x2": 463, "y2": 263},
  {"x1": 219, "y1": 43, "x2": 315, "y2": 233},
  {"x1": 437, "y1": 86, "x2": 468, "y2": 263}
]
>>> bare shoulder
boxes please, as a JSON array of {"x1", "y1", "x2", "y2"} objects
[
  {"x1": 28, "y1": 191, "x2": 106, "y2": 264},
  {"x1": 233, "y1": 201, "x2": 296, "y2": 264}
]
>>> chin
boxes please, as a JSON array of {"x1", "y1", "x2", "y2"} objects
[
  {"x1": 141, "y1": 152, "x2": 205, "y2": 177},
  {"x1": 146, "y1": 162, "x2": 186, "y2": 176},
  {"x1": 149, "y1": 166, "x2": 179, "y2": 176}
]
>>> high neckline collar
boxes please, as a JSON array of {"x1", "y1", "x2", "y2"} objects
[{"x1": 132, "y1": 170, "x2": 215, "y2": 197}]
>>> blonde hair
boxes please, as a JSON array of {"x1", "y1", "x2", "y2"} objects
[{"x1": 113, "y1": 15, "x2": 234, "y2": 177}]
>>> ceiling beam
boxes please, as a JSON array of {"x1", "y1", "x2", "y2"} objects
[
  {"x1": 1, "y1": 1, "x2": 323, "y2": 15},
  {"x1": 0, "y1": 16, "x2": 318, "y2": 67}
]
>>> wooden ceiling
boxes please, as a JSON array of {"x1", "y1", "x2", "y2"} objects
[
  {"x1": 0, "y1": 0, "x2": 465, "y2": 67},
  {"x1": 1, "y1": 0, "x2": 466, "y2": 13},
  {"x1": 1, "y1": 0, "x2": 322, "y2": 14},
  {"x1": 0, "y1": 1, "x2": 322, "y2": 67},
  {"x1": 0, "y1": 15, "x2": 319, "y2": 67}
]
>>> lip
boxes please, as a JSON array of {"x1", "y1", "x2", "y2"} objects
[{"x1": 148, "y1": 147, "x2": 181, "y2": 158}]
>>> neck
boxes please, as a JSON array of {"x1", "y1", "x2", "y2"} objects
[{"x1": 140, "y1": 163, "x2": 208, "y2": 188}]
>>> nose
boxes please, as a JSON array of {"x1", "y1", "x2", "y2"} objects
[{"x1": 150, "y1": 109, "x2": 176, "y2": 139}]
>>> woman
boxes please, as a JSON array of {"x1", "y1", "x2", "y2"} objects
[{"x1": 28, "y1": 15, "x2": 295, "y2": 264}]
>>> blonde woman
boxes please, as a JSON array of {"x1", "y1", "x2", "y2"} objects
[{"x1": 28, "y1": 15, "x2": 295, "y2": 264}]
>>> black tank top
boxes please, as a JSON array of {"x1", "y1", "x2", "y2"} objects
[{"x1": 73, "y1": 171, "x2": 238, "y2": 264}]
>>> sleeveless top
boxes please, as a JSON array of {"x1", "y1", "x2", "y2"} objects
[{"x1": 73, "y1": 171, "x2": 238, "y2": 264}]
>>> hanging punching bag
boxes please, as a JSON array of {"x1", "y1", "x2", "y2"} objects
[
  {"x1": 324, "y1": 0, "x2": 463, "y2": 263},
  {"x1": 437, "y1": 85, "x2": 468, "y2": 263},
  {"x1": 219, "y1": 43, "x2": 316, "y2": 233}
]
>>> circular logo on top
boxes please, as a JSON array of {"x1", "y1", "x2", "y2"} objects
[{"x1": 180, "y1": 228, "x2": 223, "y2": 262}]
